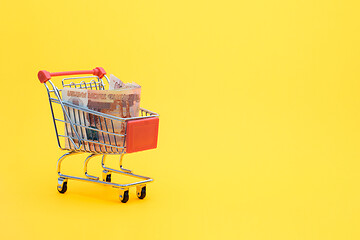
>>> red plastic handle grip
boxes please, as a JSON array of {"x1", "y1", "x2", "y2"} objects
[{"x1": 38, "y1": 67, "x2": 106, "y2": 83}]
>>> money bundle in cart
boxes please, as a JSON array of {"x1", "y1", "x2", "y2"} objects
[{"x1": 38, "y1": 67, "x2": 159, "y2": 203}]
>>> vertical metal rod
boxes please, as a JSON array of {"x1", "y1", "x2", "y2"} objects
[
  {"x1": 84, "y1": 154, "x2": 99, "y2": 180},
  {"x1": 119, "y1": 154, "x2": 131, "y2": 173},
  {"x1": 110, "y1": 120, "x2": 118, "y2": 153},
  {"x1": 98, "y1": 115, "x2": 108, "y2": 153}
]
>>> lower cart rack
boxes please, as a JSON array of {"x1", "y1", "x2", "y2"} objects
[{"x1": 57, "y1": 152, "x2": 153, "y2": 202}]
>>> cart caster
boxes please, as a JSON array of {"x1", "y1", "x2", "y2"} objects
[
  {"x1": 136, "y1": 185, "x2": 146, "y2": 199},
  {"x1": 119, "y1": 189, "x2": 129, "y2": 203},
  {"x1": 102, "y1": 170, "x2": 111, "y2": 182},
  {"x1": 57, "y1": 178, "x2": 68, "y2": 194},
  {"x1": 106, "y1": 175, "x2": 111, "y2": 182}
]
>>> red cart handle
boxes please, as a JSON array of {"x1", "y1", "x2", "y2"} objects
[{"x1": 38, "y1": 67, "x2": 106, "y2": 83}]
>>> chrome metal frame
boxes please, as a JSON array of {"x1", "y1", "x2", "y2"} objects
[{"x1": 44, "y1": 75, "x2": 159, "y2": 202}]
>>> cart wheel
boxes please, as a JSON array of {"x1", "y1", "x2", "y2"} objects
[
  {"x1": 120, "y1": 190, "x2": 129, "y2": 203},
  {"x1": 102, "y1": 171, "x2": 111, "y2": 182},
  {"x1": 137, "y1": 186, "x2": 146, "y2": 199},
  {"x1": 58, "y1": 181, "x2": 67, "y2": 194},
  {"x1": 105, "y1": 174, "x2": 111, "y2": 182}
]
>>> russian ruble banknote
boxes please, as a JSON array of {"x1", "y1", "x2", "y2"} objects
[{"x1": 62, "y1": 79, "x2": 141, "y2": 152}]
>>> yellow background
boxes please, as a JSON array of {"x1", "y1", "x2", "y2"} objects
[{"x1": 0, "y1": 0, "x2": 359, "y2": 239}]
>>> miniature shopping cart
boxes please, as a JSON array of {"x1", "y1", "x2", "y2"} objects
[{"x1": 38, "y1": 67, "x2": 159, "y2": 203}]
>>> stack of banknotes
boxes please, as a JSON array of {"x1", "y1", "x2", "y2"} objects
[{"x1": 62, "y1": 75, "x2": 141, "y2": 152}]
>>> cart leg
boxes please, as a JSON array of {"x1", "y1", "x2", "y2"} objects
[
  {"x1": 101, "y1": 154, "x2": 133, "y2": 173},
  {"x1": 101, "y1": 154, "x2": 154, "y2": 182},
  {"x1": 57, "y1": 177, "x2": 68, "y2": 194},
  {"x1": 57, "y1": 151, "x2": 81, "y2": 175},
  {"x1": 84, "y1": 154, "x2": 99, "y2": 180},
  {"x1": 57, "y1": 151, "x2": 81, "y2": 194},
  {"x1": 119, "y1": 154, "x2": 132, "y2": 173},
  {"x1": 119, "y1": 188, "x2": 129, "y2": 203}
]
